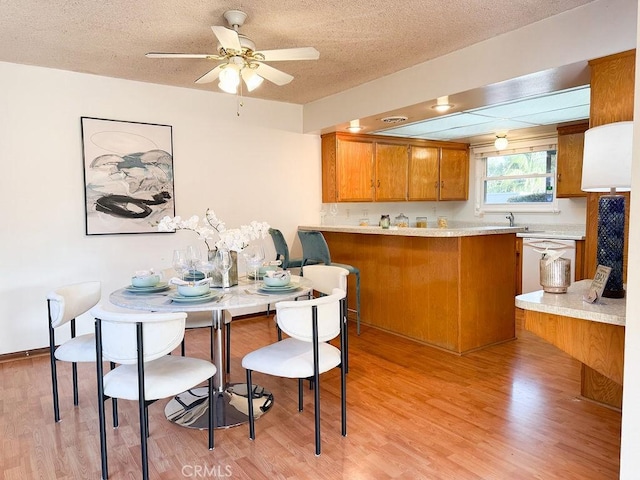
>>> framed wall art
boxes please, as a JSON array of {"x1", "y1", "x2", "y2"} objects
[{"x1": 81, "y1": 117, "x2": 175, "y2": 235}]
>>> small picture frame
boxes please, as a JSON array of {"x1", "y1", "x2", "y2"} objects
[{"x1": 584, "y1": 265, "x2": 612, "y2": 303}]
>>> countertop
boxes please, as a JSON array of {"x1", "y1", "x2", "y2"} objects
[
  {"x1": 516, "y1": 231, "x2": 586, "y2": 240},
  {"x1": 298, "y1": 224, "x2": 525, "y2": 237},
  {"x1": 515, "y1": 279, "x2": 625, "y2": 326}
]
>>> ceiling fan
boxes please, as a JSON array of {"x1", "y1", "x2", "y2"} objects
[{"x1": 146, "y1": 9, "x2": 320, "y2": 94}]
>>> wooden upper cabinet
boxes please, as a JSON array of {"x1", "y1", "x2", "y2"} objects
[
  {"x1": 408, "y1": 145, "x2": 439, "y2": 201},
  {"x1": 336, "y1": 138, "x2": 374, "y2": 201},
  {"x1": 584, "y1": 50, "x2": 635, "y2": 279},
  {"x1": 439, "y1": 147, "x2": 469, "y2": 201},
  {"x1": 322, "y1": 132, "x2": 469, "y2": 203},
  {"x1": 375, "y1": 143, "x2": 408, "y2": 201},
  {"x1": 556, "y1": 122, "x2": 589, "y2": 198},
  {"x1": 322, "y1": 134, "x2": 375, "y2": 202}
]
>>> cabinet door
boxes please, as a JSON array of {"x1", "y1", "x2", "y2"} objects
[
  {"x1": 336, "y1": 139, "x2": 374, "y2": 202},
  {"x1": 439, "y1": 148, "x2": 469, "y2": 200},
  {"x1": 556, "y1": 123, "x2": 588, "y2": 197},
  {"x1": 408, "y1": 145, "x2": 439, "y2": 201},
  {"x1": 375, "y1": 143, "x2": 408, "y2": 201}
]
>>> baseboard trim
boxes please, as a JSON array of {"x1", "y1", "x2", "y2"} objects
[{"x1": 0, "y1": 347, "x2": 49, "y2": 363}]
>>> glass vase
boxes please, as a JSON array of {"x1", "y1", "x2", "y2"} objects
[{"x1": 208, "y1": 249, "x2": 239, "y2": 287}]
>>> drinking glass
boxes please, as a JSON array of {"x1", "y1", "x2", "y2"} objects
[
  {"x1": 172, "y1": 249, "x2": 188, "y2": 280},
  {"x1": 199, "y1": 258, "x2": 215, "y2": 284},
  {"x1": 242, "y1": 244, "x2": 265, "y2": 284},
  {"x1": 185, "y1": 244, "x2": 201, "y2": 276},
  {"x1": 329, "y1": 203, "x2": 339, "y2": 224},
  {"x1": 216, "y1": 249, "x2": 232, "y2": 289}
]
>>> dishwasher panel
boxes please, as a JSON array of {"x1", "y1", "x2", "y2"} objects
[{"x1": 521, "y1": 238, "x2": 576, "y2": 294}]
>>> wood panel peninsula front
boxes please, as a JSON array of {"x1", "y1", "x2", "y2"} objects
[{"x1": 299, "y1": 225, "x2": 521, "y2": 354}]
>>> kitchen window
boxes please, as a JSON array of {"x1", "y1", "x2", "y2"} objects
[{"x1": 474, "y1": 137, "x2": 558, "y2": 214}]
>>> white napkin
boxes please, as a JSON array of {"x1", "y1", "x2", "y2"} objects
[
  {"x1": 265, "y1": 270, "x2": 290, "y2": 279},
  {"x1": 134, "y1": 268, "x2": 156, "y2": 278},
  {"x1": 168, "y1": 277, "x2": 211, "y2": 286}
]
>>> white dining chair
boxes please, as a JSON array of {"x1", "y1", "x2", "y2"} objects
[
  {"x1": 47, "y1": 280, "x2": 102, "y2": 422},
  {"x1": 242, "y1": 289, "x2": 347, "y2": 456},
  {"x1": 302, "y1": 265, "x2": 350, "y2": 373},
  {"x1": 91, "y1": 305, "x2": 217, "y2": 480},
  {"x1": 297, "y1": 230, "x2": 362, "y2": 334}
]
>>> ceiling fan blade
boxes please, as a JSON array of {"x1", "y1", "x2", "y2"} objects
[
  {"x1": 195, "y1": 65, "x2": 223, "y2": 84},
  {"x1": 211, "y1": 26, "x2": 242, "y2": 52},
  {"x1": 254, "y1": 47, "x2": 320, "y2": 62},
  {"x1": 146, "y1": 53, "x2": 222, "y2": 59},
  {"x1": 254, "y1": 63, "x2": 294, "y2": 86}
]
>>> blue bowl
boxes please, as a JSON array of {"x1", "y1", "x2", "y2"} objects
[
  {"x1": 131, "y1": 275, "x2": 161, "y2": 287},
  {"x1": 263, "y1": 272, "x2": 291, "y2": 287},
  {"x1": 177, "y1": 283, "x2": 210, "y2": 297}
]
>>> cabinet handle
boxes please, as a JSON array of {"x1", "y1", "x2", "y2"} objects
[
  {"x1": 434, "y1": 181, "x2": 438, "y2": 189},
  {"x1": 557, "y1": 173, "x2": 562, "y2": 183},
  {"x1": 370, "y1": 179, "x2": 374, "y2": 188},
  {"x1": 441, "y1": 181, "x2": 444, "y2": 188},
  {"x1": 377, "y1": 180, "x2": 380, "y2": 187}
]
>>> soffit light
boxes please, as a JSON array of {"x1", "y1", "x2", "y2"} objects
[
  {"x1": 432, "y1": 96, "x2": 454, "y2": 113},
  {"x1": 347, "y1": 120, "x2": 363, "y2": 133}
]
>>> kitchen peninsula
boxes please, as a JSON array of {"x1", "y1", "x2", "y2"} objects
[
  {"x1": 298, "y1": 225, "x2": 523, "y2": 354},
  {"x1": 516, "y1": 280, "x2": 625, "y2": 409}
]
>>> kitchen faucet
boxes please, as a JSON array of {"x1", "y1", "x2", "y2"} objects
[{"x1": 506, "y1": 212, "x2": 515, "y2": 227}]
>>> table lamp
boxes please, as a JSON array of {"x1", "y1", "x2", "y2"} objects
[{"x1": 581, "y1": 121, "x2": 633, "y2": 298}]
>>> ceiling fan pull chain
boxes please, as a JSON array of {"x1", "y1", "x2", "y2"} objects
[{"x1": 236, "y1": 72, "x2": 245, "y2": 116}]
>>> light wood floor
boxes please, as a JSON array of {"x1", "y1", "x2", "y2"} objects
[{"x1": 1, "y1": 315, "x2": 621, "y2": 479}]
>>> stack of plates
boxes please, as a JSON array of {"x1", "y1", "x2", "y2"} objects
[
  {"x1": 169, "y1": 291, "x2": 218, "y2": 304},
  {"x1": 125, "y1": 282, "x2": 170, "y2": 294},
  {"x1": 258, "y1": 282, "x2": 300, "y2": 294}
]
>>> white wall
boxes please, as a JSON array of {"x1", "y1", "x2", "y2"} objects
[
  {"x1": 619, "y1": 5, "x2": 640, "y2": 477},
  {"x1": 0, "y1": 62, "x2": 320, "y2": 354}
]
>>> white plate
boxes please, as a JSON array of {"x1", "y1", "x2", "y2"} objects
[
  {"x1": 169, "y1": 292, "x2": 219, "y2": 304},
  {"x1": 258, "y1": 283, "x2": 300, "y2": 294},
  {"x1": 124, "y1": 283, "x2": 170, "y2": 294}
]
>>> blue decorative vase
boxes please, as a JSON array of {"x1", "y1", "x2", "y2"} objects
[{"x1": 597, "y1": 195, "x2": 625, "y2": 298}]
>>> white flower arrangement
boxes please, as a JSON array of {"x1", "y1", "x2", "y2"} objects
[{"x1": 157, "y1": 208, "x2": 270, "y2": 252}]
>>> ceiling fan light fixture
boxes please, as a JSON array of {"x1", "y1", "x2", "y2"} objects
[
  {"x1": 432, "y1": 95, "x2": 453, "y2": 113},
  {"x1": 218, "y1": 64, "x2": 240, "y2": 93},
  {"x1": 495, "y1": 135, "x2": 509, "y2": 150},
  {"x1": 242, "y1": 69, "x2": 264, "y2": 92}
]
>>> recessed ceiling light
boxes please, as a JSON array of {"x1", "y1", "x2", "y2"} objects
[
  {"x1": 431, "y1": 95, "x2": 453, "y2": 113},
  {"x1": 381, "y1": 115, "x2": 408, "y2": 124},
  {"x1": 346, "y1": 119, "x2": 363, "y2": 132}
]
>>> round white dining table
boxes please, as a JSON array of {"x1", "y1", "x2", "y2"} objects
[{"x1": 109, "y1": 275, "x2": 312, "y2": 429}]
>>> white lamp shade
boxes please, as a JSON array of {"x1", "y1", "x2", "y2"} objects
[
  {"x1": 581, "y1": 121, "x2": 633, "y2": 192},
  {"x1": 218, "y1": 65, "x2": 240, "y2": 94}
]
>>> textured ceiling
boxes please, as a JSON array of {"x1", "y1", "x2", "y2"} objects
[{"x1": 0, "y1": 0, "x2": 596, "y2": 105}]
